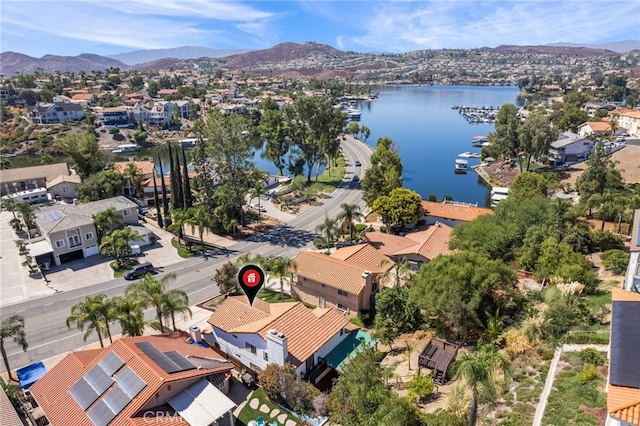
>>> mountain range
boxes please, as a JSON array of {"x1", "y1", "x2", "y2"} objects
[{"x1": 1, "y1": 40, "x2": 638, "y2": 77}]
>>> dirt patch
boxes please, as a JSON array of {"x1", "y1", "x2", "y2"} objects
[
  {"x1": 559, "y1": 144, "x2": 640, "y2": 186},
  {"x1": 478, "y1": 160, "x2": 521, "y2": 187}
]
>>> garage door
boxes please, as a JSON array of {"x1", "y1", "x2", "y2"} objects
[
  {"x1": 59, "y1": 249, "x2": 84, "y2": 264},
  {"x1": 83, "y1": 244, "x2": 99, "y2": 257}
]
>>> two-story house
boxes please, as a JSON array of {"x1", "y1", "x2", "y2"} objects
[
  {"x1": 206, "y1": 296, "x2": 351, "y2": 381},
  {"x1": 616, "y1": 109, "x2": 640, "y2": 137},
  {"x1": 290, "y1": 246, "x2": 394, "y2": 316},
  {"x1": 32, "y1": 196, "x2": 140, "y2": 266},
  {"x1": 420, "y1": 200, "x2": 493, "y2": 227},
  {"x1": 549, "y1": 131, "x2": 595, "y2": 166},
  {"x1": 28, "y1": 102, "x2": 85, "y2": 124},
  {"x1": 29, "y1": 333, "x2": 236, "y2": 426},
  {"x1": 0, "y1": 162, "x2": 70, "y2": 197},
  {"x1": 95, "y1": 106, "x2": 131, "y2": 126}
]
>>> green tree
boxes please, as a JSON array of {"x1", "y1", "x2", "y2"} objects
[
  {"x1": 374, "y1": 286, "x2": 422, "y2": 346},
  {"x1": 111, "y1": 296, "x2": 146, "y2": 337},
  {"x1": 213, "y1": 261, "x2": 239, "y2": 295},
  {"x1": 508, "y1": 172, "x2": 559, "y2": 202},
  {"x1": 535, "y1": 236, "x2": 599, "y2": 293},
  {"x1": 99, "y1": 227, "x2": 142, "y2": 266},
  {"x1": 346, "y1": 121, "x2": 360, "y2": 137},
  {"x1": 127, "y1": 272, "x2": 185, "y2": 333},
  {"x1": 0, "y1": 315, "x2": 28, "y2": 382},
  {"x1": 167, "y1": 208, "x2": 188, "y2": 245},
  {"x1": 15, "y1": 201, "x2": 38, "y2": 232},
  {"x1": 361, "y1": 136, "x2": 403, "y2": 206},
  {"x1": 337, "y1": 203, "x2": 364, "y2": 242},
  {"x1": 185, "y1": 204, "x2": 212, "y2": 246},
  {"x1": 77, "y1": 170, "x2": 125, "y2": 201},
  {"x1": 451, "y1": 345, "x2": 511, "y2": 426},
  {"x1": 372, "y1": 188, "x2": 423, "y2": 233},
  {"x1": 449, "y1": 213, "x2": 518, "y2": 261},
  {"x1": 265, "y1": 257, "x2": 297, "y2": 302},
  {"x1": 180, "y1": 145, "x2": 193, "y2": 209},
  {"x1": 0, "y1": 197, "x2": 18, "y2": 220},
  {"x1": 55, "y1": 131, "x2": 104, "y2": 179},
  {"x1": 316, "y1": 216, "x2": 338, "y2": 247},
  {"x1": 122, "y1": 162, "x2": 143, "y2": 198},
  {"x1": 66, "y1": 294, "x2": 113, "y2": 348},
  {"x1": 162, "y1": 291, "x2": 192, "y2": 331},
  {"x1": 157, "y1": 154, "x2": 170, "y2": 228},
  {"x1": 410, "y1": 251, "x2": 520, "y2": 340},
  {"x1": 406, "y1": 373, "x2": 436, "y2": 404},
  {"x1": 517, "y1": 113, "x2": 556, "y2": 169},
  {"x1": 258, "y1": 108, "x2": 289, "y2": 175},
  {"x1": 488, "y1": 104, "x2": 520, "y2": 164},
  {"x1": 92, "y1": 207, "x2": 124, "y2": 239},
  {"x1": 600, "y1": 249, "x2": 630, "y2": 275},
  {"x1": 557, "y1": 107, "x2": 589, "y2": 133}
]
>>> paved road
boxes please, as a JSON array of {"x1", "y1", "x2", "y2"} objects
[{"x1": 0, "y1": 136, "x2": 374, "y2": 372}]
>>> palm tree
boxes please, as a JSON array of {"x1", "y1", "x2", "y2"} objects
[
  {"x1": 15, "y1": 201, "x2": 38, "y2": 233},
  {"x1": 93, "y1": 207, "x2": 124, "y2": 240},
  {"x1": 0, "y1": 197, "x2": 17, "y2": 220},
  {"x1": 316, "y1": 216, "x2": 338, "y2": 247},
  {"x1": 167, "y1": 209, "x2": 188, "y2": 245},
  {"x1": 0, "y1": 315, "x2": 28, "y2": 382},
  {"x1": 66, "y1": 294, "x2": 113, "y2": 348},
  {"x1": 451, "y1": 345, "x2": 511, "y2": 426},
  {"x1": 99, "y1": 227, "x2": 142, "y2": 266},
  {"x1": 380, "y1": 256, "x2": 412, "y2": 287},
  {"x1": 127, "y1": 272, "x2": 184, "y2": 333},
  {"x1": 122, "y1": 163, "x2": 143, "y2": 198},
  {"x1": 250, "y1": 183, "x2": 267, "y2": 219},
  {"x1": 111, "y1": 296, "x2": 146, "y2": 337},
  {"x1": 266, "y1": 257, "x2": 297, "y2": 302},
  {"x1": 185, "y1": 205, "x2": 211, "y2": 247},
  {"x1": 162, "y1": 292, "x2": 192, "y2": 331},
  {"x1": 337, "y1": 203, "x2": 364, "y2": 242}
]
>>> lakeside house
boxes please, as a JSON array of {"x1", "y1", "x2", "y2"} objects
[
  {"x1": 29, "y1": 333, "x2": 236, "y2": 426},
  {"x1": 549, "y1": 131, "x2": 595, "y2": 167},
  {"x1": 27, "y1": 102, "x2": 85, "y2": 124},
  {"x1": 578, "y1": 121, "x2": 615, "y2": 138},
  {"x1": 46, "y1": 174, "x2": 82, "y2": 202},
  {"x1": 95, "y1": 106, "x2": 131, "y2": 126},
  {"x1": 0, "y1": 162, "x2": 71, "y2": 198},
  {"x1": 420, "y1": 200, "x2": 493, "y2": 227},
  {"x1": 206, "y1": 296, "x2": 352, "y2": 382}
]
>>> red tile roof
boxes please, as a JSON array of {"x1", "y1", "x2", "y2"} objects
[
  {"x1": 421, "y1": 201, "x2": 493, "y2": 222},
  {"x1": 292, "y1": 251, "x2": 370, "y2": 294},
  {"x1": 363, "y1": 224, "x2": 454, "y2": 261},
  {"x1": 30, "y1": 333, "x2": 233, "y2": 426},
  {"x1": 330, "y1": 244, "x2": 394, "y2": 273},
  {"x1": 208, "y1": 296, "x2": 349, "y2": 366}
]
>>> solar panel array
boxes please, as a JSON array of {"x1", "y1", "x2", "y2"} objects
[
  {"x1": 46, "y1": 211, "x2": 63, "y2": 222},
  {"x1": 610, "y1": 300, "x2": 640, "y2": 388},
  {"x1": 69, "y1": 351, "x2": 147, "y2": 426},
  {"x1": 135, "y1": 342, "x2": 195, "y2": 374}
]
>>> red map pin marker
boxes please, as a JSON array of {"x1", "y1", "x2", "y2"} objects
[{"x1": 237, "y1": 264, "x2": 265, "y2": 306}]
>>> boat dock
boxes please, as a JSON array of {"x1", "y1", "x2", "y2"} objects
[{"x1": 452, "y1": 105, "x2": 500, "y2": 124}]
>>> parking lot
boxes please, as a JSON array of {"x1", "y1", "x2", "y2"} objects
[{"x1": 0, "y1": 213, "x2": 184, "y2": 306}]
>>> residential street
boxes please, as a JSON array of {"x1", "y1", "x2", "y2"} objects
[{"x1": 0, "y1": 135, "x2": 374, "y2": 373}]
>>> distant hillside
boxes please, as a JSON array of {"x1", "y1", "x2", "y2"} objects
[
  {"x1": 214, "y1": 42, "x2": 343, "y2": 69},
  {"x1": 107, "y1": 46, "x2": 251, "y2": 66},
  {"x1": 0, "y1": 52, "x2": 129, "y2": 76},
  {"x1": 492, "y1": 45, "x2": 617, "y2": 56},
  {"x1": 130, "y1": 58, "x2": 183, "y2": 72},
  {"x1": 546, "y1": 39, "x2": 640, "y2": 53}
]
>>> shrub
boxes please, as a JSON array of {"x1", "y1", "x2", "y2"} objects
[
  {"x1": 108, "y1": 127, "x2": 120, "y2": 134},
  {"x1": 536, "y1": 346, "x2": 556, "y2": 361},
  {"x1": 349, "y1": 317, "x2": 364, "y2": 327},
  {"x1": 578, "y1": 364, "x2": 600, "y2": 384},
  {"x1": 591, "y1": 230, "x2": 623, "y2": 251},
  {"x1": 406, "y1": 373, "x2": 435, "y2": 403},
  {"x1": 600, "y1": 249, "x2": 630, "y2": 274},
  {"x1": 354, "y1": 223, "x2": 367, "y2": 233},
  {"x1": 357, "y1": 310, "x2": 372, "y2": 326},
  {"x1": 578, "y1": 348, "x2": 605, "y2": 366}
]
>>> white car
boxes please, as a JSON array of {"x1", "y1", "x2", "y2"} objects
[{"x1": 251, "y1": 203, "x2": 267, "y2": 213}]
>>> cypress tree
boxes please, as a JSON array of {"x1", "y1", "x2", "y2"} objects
[
  {"x1": 173, "y1": 143, "x2": 184, "y2": 210},
  {"x1": 157, "y1": 152, "x2": 171, "y2": 228},
  {"x1": 167, "y1": 142, "x2": 180, "y2": 211},
  {"x1": 181, "y1": 145, "x2": 193, "y2": 208},
  {"x1": 152, "y1": 163, "x2": 163, "y2": 228}
]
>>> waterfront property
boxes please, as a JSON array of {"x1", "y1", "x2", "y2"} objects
[
  {"x1": 549, "y1": 131, "x2": 594, "y2": 166},
  {"x1": 205, "y1": 296, "x2": 352, "y2": 382},
  {"x1": 0, "y1": 162, "x2": 71, "y2": 197},
  {"x1": 46, "y1": 174, "x2": 82, "y2": 202},
  {"x1": 95, "y1": 106, "x2": 131, "y2": 126},
  {"x1": 27, "y1": 102, "x2": 85, "y2": 124},
  {"x1": 29, "y1": 333, "x2": 236, "y2": 426},
  {"x1": 420, "y1": 200, "x2": 493, "y2": 227}
]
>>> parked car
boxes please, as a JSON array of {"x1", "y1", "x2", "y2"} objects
[
  {"x1": 616, "y1": 135, "x2": 626, "y2": 142},
  {"x1": 251, "y1": 203, "x2": 267, "y2": 213},
  {"x1": 355, "y1": 160, "x2": 361, "y2": 166},
  {"x1": 352, "y1": 175, "x2": 359, "y2": 182},
  {"x1": 123, "y1": 262, "x2": 154, "y2": 280}
]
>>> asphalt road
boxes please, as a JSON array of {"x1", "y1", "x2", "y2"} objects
[{"x1": 0, "y1": 136, "x2": 374, "y2": 372}]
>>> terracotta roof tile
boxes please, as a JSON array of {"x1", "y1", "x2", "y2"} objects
[
  {"x1": 403, "y1": 223, "x2": 454, "y2": 260},
  {"x1": 292, "y1": 251, "x2": 368, "y2": 294},
  {"x1": 421, "y1": 201, "x2": 493, "y2": 222},
  {"x1": 113, "y1": 161, "x2": 156, "y2": 178},
  {"x1": 330, "y1": 244, "x2": 394, "y2": 273},
  {"x1": 612, "y1": 288, "x2": 640, "y2": 302},
  {"x1": 608, "y1": 385, "x2": 640, "y2": 425},
  {"x1": 30, "y1": 333, "x2": 233, "y2": 426},
  {"x1": 362, "y1": 232, "x2": 418, "y2": 256}
]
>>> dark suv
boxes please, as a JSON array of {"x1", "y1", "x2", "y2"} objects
[{"x1": 123, "y1": 262, "x2": 154, "y2": 280}]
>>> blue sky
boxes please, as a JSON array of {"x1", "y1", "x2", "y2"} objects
[{"x1": 2, "y1": 1, "x2": 639, "y2": 57}]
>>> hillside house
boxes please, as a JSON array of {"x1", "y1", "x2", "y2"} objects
[
  {"x1": 616, "y1": 109, "x2": 640, "y2": 137},
  {"x1": 0, "y1": 163, "x2": 70, "y2": 197},
  {"x1": 95, "y1": 106, "x2": 131, "y2": 126},
  {"x1": 549, "y1": 131, "x2": 595, "y2": 166},
  {"x1": 28, "y1": 102, "x2": 85, "y2": 124},
  {"x1": 420, "y1": 200, "x2": 493, "y2": 227}
]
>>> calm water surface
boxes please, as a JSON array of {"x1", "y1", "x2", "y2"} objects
[{"x1": 356, "y1": 85, "x2": 522, "y2": 207}]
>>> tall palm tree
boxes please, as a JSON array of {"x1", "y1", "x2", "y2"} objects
[
  {"x1": 162, "y1": 292, "x2": 192, "y2": 332},
  {"x1": 451, "y1": 345, "x2": 511, "y2": 426},
  {"x1": 127, "y1": 272, "x2": 183, "y2": 333},
  {"x1": 316, "y1": 216, "x2": 338, "y2": 247},
  {"x1": 111, "y1": 296, "x2": 146, "y2": 337},
  {"x1": 15, "y1": 201, "x2": 38, "y2": 232},
  {"x1": 0, "y1": 197, "x2": 17, "y2": 220},
  {"x1": 0, "y1": 315, "x2": 28, "y2": 382},
  {"x1": 266, "y1": 257, "x2": 297, "y2": 302},
  {"x1": 66, "y1": 294, "x2": 113, "y2": 348},
  {"x1": 167, "y1": 209, "x2": 188, "y2": 245},
  {"x1": 99, "y1": 227, "x2": 142, "y2": 266},
  {"x1": 337, "y1": 203, "x2": 364, "y2": 242},
  {"x1": 250, "y1": 183, "x2": 267, "y2": 219},
  {"x1": 185, "y1": 205, "x2": 211, "y2": 247},
  {"x1": 122, "y1": 163, "x2": 143, "y2": 198},
  {"x1": 93, "y1": 207, "x2": 124, "y2": 240}
]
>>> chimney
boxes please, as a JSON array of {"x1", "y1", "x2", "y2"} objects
[
  {"x1": 266, "y1": 329, "x2": 288, "y2": 366},
  {"x1": 189, "y1": 325, "x2": 202, "y2": 342}
]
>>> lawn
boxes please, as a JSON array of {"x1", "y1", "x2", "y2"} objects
[
  {"x1": 109, "y1": 260, "x2": 137, "y2": 278},
  {"x1": 314, "y1": 154, "x2": 346, "y2": 193},
  {"x1": 171, "y1": 239, "x2": 210, "y2": 258},
  {"x1": 541, "y1": 351, "x2": 607, "y2": 425},
  {"x1": 258, "y1": 289, "x2": 296, "y2": 303},
  {"x1": 235, "y1": 387, "x2": 298, "y2": 426}
]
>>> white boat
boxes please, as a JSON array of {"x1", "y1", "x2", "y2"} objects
[
  {"x1": 458, "y1": 152, "x2": 482, "y2": 158},
  {"x1": 472, "y1": 135, "x2": 487, "y2": 146},
  {"x1": 112, "y1": 144, "x2": 138, "y2": 154},
  {"x1": 345, "y1": 108, "x2": 361, "y2": 120},
  {"x1": 455, "y1": 159, "x2": 469, "y2": 172}
]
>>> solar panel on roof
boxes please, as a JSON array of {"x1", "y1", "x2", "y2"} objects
[
  {"x1": 69, "y1": 377, "x2": 100, "y2": 410},
  {"x1": 46, "y1": 211, "x2": 63, "y2": 221},
  {"x1": 165, "y1": 351, "x2": 195, "y2": 372},
  {"x1": 102, "y1": 384, "x2": 131, "y2": 415},
  {"x1": 99, "y1": 352, "x2": 125, "y2": 376},
  {"x1": 610, "y1": 300, "x2": 640, "y2": 388},
  {"x1": 87, "y1": 399, "x2": 117, "y2": 426},
  {"x1": 114, "y1": 366, "x2": 146, "y2": 398},
  {"x1": 85, "y1": 365, "x2": 114, "y2": 394},
  {"x1": 135, "y1": 342, "x2": 180, "y2": 373}
]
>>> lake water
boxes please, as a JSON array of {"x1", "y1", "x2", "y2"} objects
[{"x1": 354, "y1": 85, "x2": 522, "y2": 207}]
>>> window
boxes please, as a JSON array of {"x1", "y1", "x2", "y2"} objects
[
  {"x1": 263, "y1": 352, "x2": 268, "y2": 361},
  {"x1": 123, "y1": 209, "x2": 131, "y2": 216},
  {"x1": 85, "y1": 232, "x2": 94, "y2": 240},
  {"x1": 338, "y1": 289, "x2": 348, "y2": 297},
  {"x1": 55, "y1": 240, "x2": 65, "y2": 248},
  {"x1": 337, "y1": 303, "x2": 349, "y2": 313},
  {"x1": 66, "y1": 229, "x2": 82, "y2": 248},
  {"x1": 245, "y1": 343, "x2": 257, "y2": 355}
]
